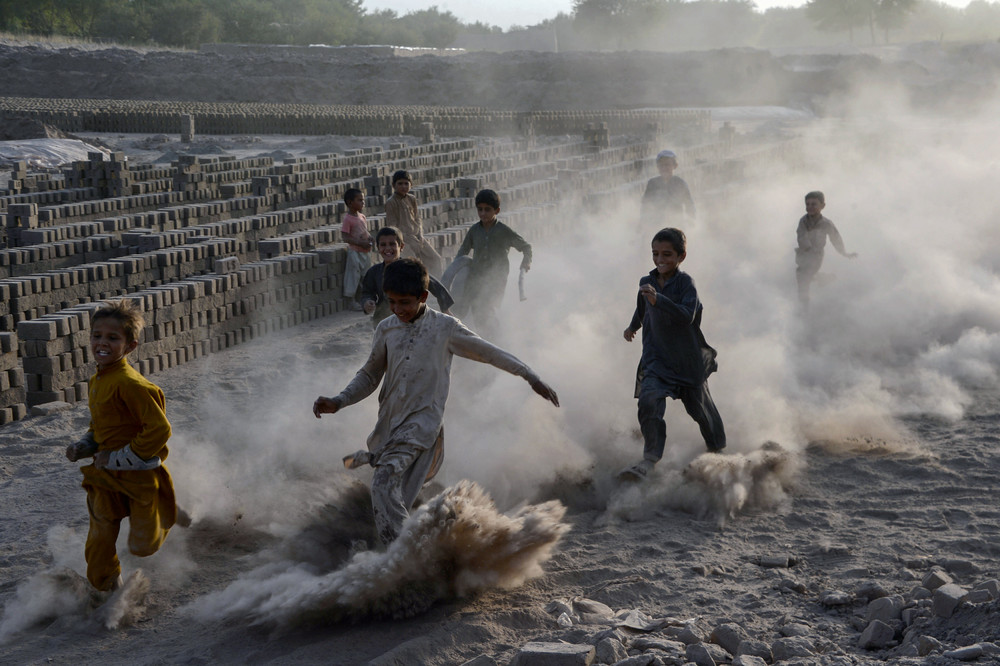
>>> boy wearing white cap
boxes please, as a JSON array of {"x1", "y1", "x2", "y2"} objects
[{"x1": 640, "y1": 149, "x2": 695, "y2": 224}]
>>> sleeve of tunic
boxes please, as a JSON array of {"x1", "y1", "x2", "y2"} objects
[
  {"x1": 119, "y1": 380, "x2": 172, "y2": 459},
  {"x1": 679, "y1": 180, "x2": 696, "y2": 217},
  {"x1": 360, "y1": 264, "x2": 381, "y2": 305},
  {"x1": 429, "y1": 276, "x2": 455, "y2": 311},
  {"x1": 456, "y1": 227, "x2": 474, "y2": 258},
  {"x1": 447, "y1": 321, "x2": 536, "y2": 380},
  {"x1": 825, "y1": 219, "x2": 849, "y2": 256},
  {"x1": 651, "y1": 275, "x2": 699, "y2": 326},
  {"x1": 336, "y1": 329, "x2": 388, "y2": 406},
  {"x1": 384, "y1": 197, "x2": 402, "y2": 229},
  {"x1": 504, "y1": 225, "x2": 532, "y2": 265}
]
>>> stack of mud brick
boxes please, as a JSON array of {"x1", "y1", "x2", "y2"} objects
[
  {"x1": 0, "y1": 232, "x2": 122, "y2": 281},
  {"x1": 63, "y1": 152, "x2": 133, "y2": 198},
  {"x1": 17, "y1": 309, "x2": 92, "y2": 406},
  {"x1": 0, "y1": 330, "x2": 27, "y2": 423},
  {"x1": 181, "y1": 113, "x2": 195, "y2": 142},
  {"x1": 4, "y1": 202, "x2": 38, "y2": 248},
  {"x1": 172, "y1": 156, "x2": 211, "y2": 199},
  {"x1": 584, "y1": 123, "x2": 611, "y2": 149},
  {"x1": 5, "y1": 161, "x2": 40, "y2": 194}
]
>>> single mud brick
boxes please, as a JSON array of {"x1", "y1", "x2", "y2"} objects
[
  {"x1": 944, "y1": 645, "x2": 983, "y2": 661},
  {"x1": 866, "y1": 595, "x2": 904, "y2": 623},
  {"x1": 922, "y1": 569, "x2": 953, "y2": 591},
  {"x1": 771, "y1": 637, "x2": 815, "y2": 661},
  {"x1": 932, "y1": 583, "x2": 967, "y2": 617},
  {"x1": 17, "y1": 319, "x2": 58, "y2": 340},
  {"x1": 736, "y1": 639, "x2": 772, "y2": 662},
  {"x1": 733, "y1": 656, "x2": 768, "y2": 666},
  {"x1": 858, "y1": 620, "x2": 895, "y2": 650},
  {"x1": 686, "y1": 642, "x2": 728, "y2": 666},
  {"x1": 509, "y1": 642, "x2": 594, "y2": 666},
  {"x1": 711, "y1": 623, "x2": 746, "y2": 655}
]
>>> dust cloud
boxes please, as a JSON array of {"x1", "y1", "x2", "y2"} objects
[{"x1": 185, "y1": 481, "x2": 568, "y2": 625}]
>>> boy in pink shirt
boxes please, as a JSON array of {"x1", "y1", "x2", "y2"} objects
[{"x1": 341, "y1": 187, "x2": 373, "y2": 310}]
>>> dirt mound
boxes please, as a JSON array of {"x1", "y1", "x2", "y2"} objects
[{"x1": 0, "y1": 116, "x2": 70, "y2": 141}]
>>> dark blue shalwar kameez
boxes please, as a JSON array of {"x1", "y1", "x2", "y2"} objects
[{"x1": 628, "y1": 269, "x2": 726, "y2": 459}]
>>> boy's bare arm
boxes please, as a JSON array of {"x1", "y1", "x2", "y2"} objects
[
  {"x1": 449, "y1": 325, "x2": 559, "y2": 407},
  {"x1": 342, "y1": 228, "x2": 372, "y2": 248}
]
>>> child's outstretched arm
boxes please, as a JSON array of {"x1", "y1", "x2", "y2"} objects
[
  {"x1": 313, "y1": 332, "x2": 388, "y2": 417},
  {"x1": 448, "y1": 323, "x2": 559, "y2": 407},
  {"x1": 828, "y1": 224, "x2": 857, "y2": 259}
]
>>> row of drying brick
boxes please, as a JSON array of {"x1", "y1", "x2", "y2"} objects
[
  {"x1": 3, "y1": 184, "x2": 583, "y2": 418},
  {"x1": 2, "y1": 140, "x2": 487, "y2": 234},
  {"x1": 10, "y1": 246, "x2": 352, "y2": 409},
  {"x1": 1, "y1": 97, "x2": 709, "y2": 137}
]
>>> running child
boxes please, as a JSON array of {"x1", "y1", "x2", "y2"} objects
[
  {"x1": 313, "y1": 258, "x2": 559, "y2": 545},
  {"x1": 64, "y1": 300, "x2": 184, "y2": 592},
  {"x1": 453, "y1": 188, "x2": 532, "y2": 336},
  {"x1": 795, "y1": 190, "x2": 857, "y2": 307},
  {"x1": 621, "y1": 228, "x2": 725, "y2": 480}
]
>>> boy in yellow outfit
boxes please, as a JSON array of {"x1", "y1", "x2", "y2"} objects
[{"x1": 65, "y1": 300, "x2": 182, "y2": 592}]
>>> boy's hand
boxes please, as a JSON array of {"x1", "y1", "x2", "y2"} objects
[
  {"x1": 363, "y1": 299, "x2": 376, "y2": 315},
  {"x1": 65, "y1": 434, "x2": 99, "y2": 461},
  {"x1": 93, "y1": 450, "x2": 111, "y2": 468},
  {"x1": 528, "y1": 376, "x2": 559, "y2": 407},
  {"x1": 623, "y1": 328, "x2": 636, "y2": 342},
  {"x1": 640, "y1": 283, "x2": 657, "y2": 305},
  {"x1": 520, "y1": 261, "x2": 531, "y2": 273},
  {"x1": 847, "y1": 252, "x2": 858, "y2": 259},
  {"x1": 65, "y1": 441, "x2": 90, "y2": 461},
  {"x1": 313, "y1": 396, "x2": 342, "y2": 418}
]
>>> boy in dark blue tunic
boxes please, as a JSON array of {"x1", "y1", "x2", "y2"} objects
[{"x1": 621, "y1": 228, "x2": 725, "y2": 480}]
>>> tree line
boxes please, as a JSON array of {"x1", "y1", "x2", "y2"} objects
[{"x1": 0, "y1": 0, "x2": 998, "y2": 50}]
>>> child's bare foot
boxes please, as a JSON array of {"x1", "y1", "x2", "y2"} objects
[
  {"x1": 110, "y1": 574, "x2": 124, "y2": 592},
  {"x1": 175, "y1": 506, "x2": 192, "y2": 528},
  {"x1": 617, "y1": 459, "x2": 654, "y2": 482}
]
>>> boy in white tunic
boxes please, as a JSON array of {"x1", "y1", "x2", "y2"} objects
[{"x1": 313, "y1": 258, "x2": 559, "y2": 545}]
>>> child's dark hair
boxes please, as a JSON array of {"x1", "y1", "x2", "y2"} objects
[
  {"x1": 652, "y1": 227, "x2": 687, "y2": 255},
  {"x1": 805, "y1": 190, "x2": 825, "y2": 204},
  {"x1": 391, "y1": 170, "x2": 411, "y2": 185},
  {"x1": 343, "y1": 187, "x2": 363, "y2": 205},
  {"x1": 92, "y1": 299, "x2": 144, "y2": 344},
  {"x1": 474, "y1": 189, "x2": 500, "y2": 209},
  {"x1": 383, "y1": 258, "x2": 428, "y2": 297},
  {"x1": 376, "y1": 226, "x2": 404, "y2": 243}
]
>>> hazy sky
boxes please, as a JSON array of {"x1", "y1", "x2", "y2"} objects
[{"x1": 362, "y1": 0, "x2": 974, "y2": 30}]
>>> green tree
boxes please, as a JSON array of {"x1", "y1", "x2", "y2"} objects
[
  {"x1": 874, "y1": 0, "x2": 917, "y2": 42},
  {"x1": 573, "y1": 0, "x2": 669, "y2": 49},
  {"x1": 805, "y1": 0, "x2": 873, "y2": 42},
  {"x1": 148, "y1": 0, "x2": 221, "y2": 47}
]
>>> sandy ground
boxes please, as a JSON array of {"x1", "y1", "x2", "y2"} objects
[{"x1": 2, "y1": 306, "x2": 1000, "y2": 665}]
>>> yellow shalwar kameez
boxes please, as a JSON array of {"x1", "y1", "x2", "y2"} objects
[{"x1": 80, "y1": 357, "x2": 176, "y2": 590}]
